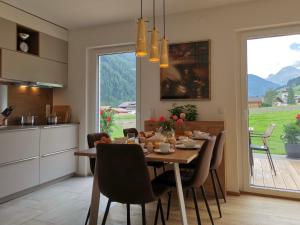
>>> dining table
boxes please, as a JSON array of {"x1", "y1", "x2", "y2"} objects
[{"x1": 74, "y1": 140, "x2": 205, "y2": 225}]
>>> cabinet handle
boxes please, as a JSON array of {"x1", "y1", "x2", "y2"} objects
[
  {"x1": 41, "y1": 148, "x2": 74, "y2": 158},
  {"x1": 0, "y1": 156, "x2": 39, "y2": 167}
]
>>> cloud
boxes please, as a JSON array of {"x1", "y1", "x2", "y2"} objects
[{"x1": 290, "y1": 42, "x2": 300, "y2": 51}]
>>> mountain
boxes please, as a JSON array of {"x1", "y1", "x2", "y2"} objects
[
  {"x1": 100, "y1": 52, "x2": 136, "y2": 107},
  {"x1": 287, "y1": 76, "x2": 300, "y2": 87},
  {"x1": 248, "y1": 74, "x2": 280, "y2": 97},
  {"x1": 267, "y1": 66, "x2": 300, "y2": 86}
]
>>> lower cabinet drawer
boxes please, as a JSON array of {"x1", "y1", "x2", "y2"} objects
[
  {"x1": 40, "y1": 149, "x2": 76, "y2": 184},
  {"x1": 0, "y1": 157, "x2": 39, "y2": 199}
]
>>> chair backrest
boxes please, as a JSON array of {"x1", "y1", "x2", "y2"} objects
[
  {"x1": 263, "y1": 124, "x2": 276, "y2": 138},
  {"x1": 96, "y1": 144, "x2": 156, "y2": 204},
  {"x1": 123, "y1": 128, "x2": 139, "y2": 137},
  {"x1": 87, "y1": 132, "x2": 110, "y2": 148},
  {"x1": 210, "y1": 131, "x2": 225, "y2": 170},
  {"x1": 191, "y1": 136, "x2": 216, "y2": 187}
]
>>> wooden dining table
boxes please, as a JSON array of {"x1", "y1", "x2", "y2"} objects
[{"x1": 75, "y1": 141, "x2": 205, "y2": 225}]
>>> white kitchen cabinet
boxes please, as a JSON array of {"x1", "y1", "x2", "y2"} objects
[
  {"x1": 40, "y1": 125, "x2": 79, "y2": 155},
  {"x1": 0, "y1": 17, "x2": 16, "y2": 51},
  {"x1": 39, "y1": 33, "x2": 68, "y2": 63},
  {"x1": 0, "y1": 49, "x2": 67, "y2": 86},
  {"x1": 40, "y1": 149, "x2": 76, "y2": 184},
  {"x1": 0, "y1": 157, "x2": 39, "y2": 199},
  {"x1": 0, "y1": 128, "x2": 39, "y2": 165}
]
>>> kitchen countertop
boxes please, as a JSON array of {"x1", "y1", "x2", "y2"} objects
[{"x1": 0, "y1": 123, "x2": 79, "y2": 132}]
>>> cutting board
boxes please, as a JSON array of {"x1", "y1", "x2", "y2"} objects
[{"x1": 52, "y1": 105, "x2": 71, "y2": 123}]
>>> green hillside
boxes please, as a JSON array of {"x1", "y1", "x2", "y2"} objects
[{"x1": 99, "y1": 52, "x2": 136, "y2": 107}]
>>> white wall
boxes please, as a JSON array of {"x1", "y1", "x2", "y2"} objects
[
  {"x1": 0, "y1": 1, "x2": 68, "y2": 40},
  {"x1": 54, "y1": 0, "x2": 300, "y2": 192}
]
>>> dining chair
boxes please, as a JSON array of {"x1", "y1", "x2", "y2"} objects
[
  {"x1": 154, "y1": 136, "x2": 217, "y2": 225},
  {"x1": 123, "y1": 128, "x2": 165, "y2": 177},
  {"x1": 97, "y1": 143, "x2": 171, "y2": 225},
  {"x1": 249, "y1": 124, "x2": 276, "y2": 175},
  {"x1": 84, "y1": 132, "x2": 110, "y2": 225},
  {"x1": 209, "y1": 131, "x2": 226, "y2": 218}
]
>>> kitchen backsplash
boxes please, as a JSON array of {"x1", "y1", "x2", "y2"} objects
[{"x1": 7, "y1": 85, "x2": 53, "y2": 125}]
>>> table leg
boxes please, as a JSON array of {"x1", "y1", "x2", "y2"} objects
[
  {"x1": 89, "y1": 160, "x2": 100, "y2": 225},
  {"x1": 174, "y1": 163, "x2": 188, "y2": 225}
]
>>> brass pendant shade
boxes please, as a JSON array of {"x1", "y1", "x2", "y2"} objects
[
  {"x1": 160, "y1": 37, "x2": 169, "y2": 68},
  {"x1": 136, "y1": 18, "x2": 147, "y2": 57},
  {"x1": 149, "y1": 28, "x2": 159, "y2": 62}
]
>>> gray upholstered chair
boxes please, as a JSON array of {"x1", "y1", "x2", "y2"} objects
[
  {"x1": 154, "y1": 136, "x2": 217, "y2": 225},
  {"x1": 97, "y1": 143, "x2": 171, "y2": 225}
]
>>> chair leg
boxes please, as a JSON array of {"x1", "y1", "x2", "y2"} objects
[
  {"x1": 214, "y1": 169, "x2": 226, "y2": 203},
  {"x1": 200, "y1": 186, "x2": 214, "y2": 225},
  {"x1": 166, "y1": 191, "x2": 172, "y2": 220},
  {"x1": 141, "y1": 204, "x2": 146, "y2": 225},
  {"x1": 192, "y1": 188, "x2": 201, "y2": 225},
  {"x1": 101, "y1": 200, "x2": 112, "y2": 225},
  {"x1": 163, "y1": 164, "x2": 166, "y2": 172},
  {"x1": 154, "y1": 200, "x2": 160, "y2": 225},
  {"x1": 210, "y1": 171, "x2": 222, "y2": 218},
  {"x1": 154, "y1": 168, "x2": 157, "y2": 177},
  {"x1": 158, "y1": 199, "x2": 166, "y2": 225},
  {"x1": 267, "y1": 150, "x2": 277, "y2": 175},
  {"x1": 127, "y1": 204, "x2": 131, "y2": 225},
  {"x1": 84, "y1": 206, "x2": 90, "y2": 225}
]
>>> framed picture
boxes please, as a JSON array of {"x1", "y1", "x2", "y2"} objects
[{"x1": 160, "y1": 40, "x2": 210, "y2": 100}]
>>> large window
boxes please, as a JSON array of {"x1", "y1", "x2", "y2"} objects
[{"x1": 98, "y1": 52, "x2": 137, "y2": 138}]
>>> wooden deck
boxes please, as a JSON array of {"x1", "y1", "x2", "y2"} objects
[{"x1": 251, "y1": 153, "x2": 300, "y2": 191}]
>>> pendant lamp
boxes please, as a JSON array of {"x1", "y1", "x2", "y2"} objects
[
  {"x1": 136, "y1": 0, "x2": 147, "y2": 57},
  {"x1": 149, "y1": 0, "x2": 159, "y2": 62},
  {"x1": 160, "y1": 0, "x2": 169, "y2": 68}
]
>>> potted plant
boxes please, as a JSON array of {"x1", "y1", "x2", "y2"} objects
[{"x1": 281, "y1": 114, "x2": 300, "y2": 158}]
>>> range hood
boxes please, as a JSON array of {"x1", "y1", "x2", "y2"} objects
[{"x1": 0, "y1": 78, "x2": 63, "y2": 88}]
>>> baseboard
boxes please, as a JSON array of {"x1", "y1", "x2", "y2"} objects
[
  {"x1": 0, "y1": 173, "x2": 75, "y2": 204},
  {"x1": 227, "y1": 191, "x2": 241, "y2": 196}
]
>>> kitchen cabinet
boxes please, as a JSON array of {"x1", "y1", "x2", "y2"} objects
[
  {"x1": 0, "y1": 128, "x2": 40, "y2": 165},
  {"x1": 0, "y1": 157, "x2": 39, "y2": 199},
  {"x1": 40, "y1": 149, "x2": 76, "y2": 184},
  {"x1": 0, "y1": 18, "x2": 16, "y2": 51},
  {"x1": 39, "y1": 125, "x2": 78, "y2": 184},
  {"x1": 39, "y1": 33, "x2": 68, "y2": 63},
  {"x1": 0, "y1": 49, "x2": 67, "y2": 86}
]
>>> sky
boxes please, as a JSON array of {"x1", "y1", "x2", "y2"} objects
[{"x1": 247, "y1": 34, "x2": 300, "y2": 79}]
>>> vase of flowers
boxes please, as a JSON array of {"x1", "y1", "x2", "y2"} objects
[
  {"x1": 100, "y1": 108, "x2": 116, "y2": 136},
  {"x1": 158, "y1": 116, "x2": 175, "y2": 138}
]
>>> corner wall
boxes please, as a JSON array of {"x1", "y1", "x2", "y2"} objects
[{"x1": 55, "y1": 0, "x2": 300, "y2": 192}]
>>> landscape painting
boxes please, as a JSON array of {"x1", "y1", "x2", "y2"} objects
[{"x1": 160, "y1": 40, "x2": 210, "y2": 100}]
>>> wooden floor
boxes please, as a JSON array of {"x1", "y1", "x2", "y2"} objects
[
  {"x1": 251, "y1": 153, "x2": 300, "y2": 191},
  {"x1": 1, "y1": 177, "x2": 300, "y2": 225}
]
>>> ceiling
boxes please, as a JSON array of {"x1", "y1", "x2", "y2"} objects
[{"x1": 2, "y1": 0, "x2": 258, "y2": 29}]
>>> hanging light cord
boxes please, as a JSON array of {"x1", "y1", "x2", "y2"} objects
[
  {"x1": 163, "y1": 0, "x2": 166, "y2": 38},
  {"x1": 141, "y1": 0, "x2": 143, "y2": 18},
  {"x1": 153, "y1": 0, "x2": 156, "y2": 28}
]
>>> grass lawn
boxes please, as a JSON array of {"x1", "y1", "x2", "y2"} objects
[
  {"x1": 249, "y1": 106, "x2": 300, "y2": 155},
  {"x1": 111, "y1": 113, "x2": 136, "y2": 139}
]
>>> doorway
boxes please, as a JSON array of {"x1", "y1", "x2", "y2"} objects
[
  {"x1": 98, "y1": 51, "x2": 137, "y2": 138},
  {"x1": 244, "y1": 33, "x2": 300, "y2": 196}
]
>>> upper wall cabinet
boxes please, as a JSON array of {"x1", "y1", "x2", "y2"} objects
[
  {"x1": 39, "y1": 33, "x2": 68, "y2": 63},
  {"x1": 0, "y1": 49, "x2": 67, "y2": 86},
  {"x1": 0, "y1": 18, "x2": 16, "y2": 51}
]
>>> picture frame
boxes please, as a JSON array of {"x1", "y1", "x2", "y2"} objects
[{"x1": 160, "y1": 40, "x2": 211, "y2": 100}]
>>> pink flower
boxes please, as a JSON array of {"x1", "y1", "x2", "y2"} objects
[
  {"x1": 172, "y1": 115, "x2": 178, "y2": 121},
  {"x1": 296, "y1": 114, "x2": 300, "y2": 120},
  {"x1": 180, "y1": 113, "x2": 186, "y2": 120},
  {"x1": 106, "y1": 117, "x2": 111, "y2": 122},
  {"x1": 159, "y1": 116, "x2": 166, "y2": 122},
  {"x1": 100, "y1": 110, "x2": 104, "y2": 115},
  {"x1": 176, "y1": 119, "x2": 184, "y2": 125}
]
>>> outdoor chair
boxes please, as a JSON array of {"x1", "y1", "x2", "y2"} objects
[{"x1": 249, "y1": 124, "x2": 276, "y2": 175}]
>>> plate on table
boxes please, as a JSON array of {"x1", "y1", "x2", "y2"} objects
[
  {"x1": 175, "y1": 144, "x2": 202, "y2": 149},
  {"x1": 154, "y1": 149, "x2": 175, "y2": 154},
  {"x1": 191, "y1": 136, "x2": 209, "y2": 140}
]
